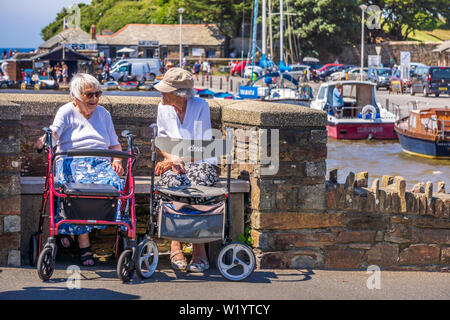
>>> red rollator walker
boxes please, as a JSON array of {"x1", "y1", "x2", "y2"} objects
[{"x1": 29, "y1": 128, "x2": 158, "y2": 282}]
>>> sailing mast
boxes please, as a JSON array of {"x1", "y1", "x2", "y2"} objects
[{"x1": 280, "y1": 0, "x2": 283, "y2": 65}]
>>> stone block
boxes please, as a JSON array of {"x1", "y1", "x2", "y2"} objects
[
  {"x1": 0, "y1": 195, "x2": 21, "y2": 215},
  {"x1": 384, "y1": 224, "x2": 411, "y2": 244},
  {"x1": 381, "y1": 175, "x2": 394, "y2": 187},
  {"x1": 297, "y1": 184, "x2": 326, "y2": 211},
  {"x1": 344, "y1": 213, "x2": 386, "y2": 230},
  {"x1": 366, "y1": 243, "x2": 399, "y2": 266},
  {"x1": 411, "y1": 228, "x2": 450, "y2": 245},
  {"x1": 356, "y1": 171, "x2": 368, "y2": 188},
  {"x1": 251, "y1": 212, "x2": 345, "y2": 230},
  {"x1": 310, "y1": 129, "x2": 328, "y2": 144},
  {"x1": 394, "y1": 176, "x2": 406, "y2": 213},
  {"x1": 7, "y1": 249, "x2": 20, "y2": 267},
  {"x1": 3, "y1": 215, "x2": 20, "y2": 233},
  {"x1": 250, "y1": 178, "x2": 276, "y2": 211},
  {"x1": 335, "y1": 230, "x2": 376, "y2": 244},
  {"x1": 272, "y1": 232, "x2": 335, "y2": 250},
  {"x1": 259, "y1": 250, "x2": 324, "y2": 269},
  {"x1": 305, "y1": 160, "x2": 326, "y2": 178},
  {"x1": 398, "y1": 244, "x2": 440, "y2": 265},
  {"x1": 441, "y1": 247, "x2": 450, "y2": 265},
  {"x1": 0, "y1": 175, "x2": 21, "y2": 196},
  {"x1": 0, "y1": 233, "x2": 20, "y2": 249},
  {"x1": 329, "y1": 169, "x2": 338, "y2": 184},
  {"x1": 325, "y1": 246, "x2": 365, "y2": 269}
]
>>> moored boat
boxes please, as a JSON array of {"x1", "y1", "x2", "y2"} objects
[
  {"x1": 395, "y1": 107, "x2": 450, "y2": 159},
  {"x1": 310, "y1": 81, "x2": 397, "y2": 139}
]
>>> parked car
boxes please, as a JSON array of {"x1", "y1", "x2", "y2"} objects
[
  {"x1": 286, "y1": 64, "x2": 311, "y2": 81},
  {"x1": 317, "y1": 63, "x2": 343, "y2": 73},
  {"x1": 230, "y1": 61, "x2": 248, "y2": 77},
  {"x1": 331, "y1": 67, "x2": 367, "y2": 81},
  {"x1": 243, "y1": 65, "x2": 264, "y2": 79},
  {"x1": 319, "y1": 65, "x2": 348, "y2": 81},
  {"x1": 367, "y1": 67, "x2": 393, "y2": 90},
  {"x1": 409, "y1": 66, "x2": 450, "y2": 97}
]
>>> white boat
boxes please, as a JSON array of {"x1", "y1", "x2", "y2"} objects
[{"x1": 310, "y1": 80, "x2": 397, "y2": 139}]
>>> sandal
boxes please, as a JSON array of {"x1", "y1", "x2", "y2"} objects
[
  {"x1": 170, "y1": 250, "x2": 187, "y2": 271},
  {"x1": 187, "y1": 257, "x2": 209, "y2": 273},
  {"x1": 79, "y1": 246, "x2": 95, "y2": 267},
  {"x1": 59, "y1": 235, "x2": 75, "y2": 249}
]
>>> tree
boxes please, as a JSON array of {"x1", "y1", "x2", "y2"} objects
[{"x1": 285, "y1": 0, "x2": 361, "y2": 58}]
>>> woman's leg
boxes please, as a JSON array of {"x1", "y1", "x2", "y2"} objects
[
  {"x1": 170, "y1": 240, "x2": 187, "y2": 270},
  {"x1": 78, "y1": 233, "x2": 94, "y2": 266},
  {"x1": 187, "y1": 243, "x2": 209, "y2": 272},
  {"x1": 191, "y1": 243, "x2": 208, "y2": 263}
]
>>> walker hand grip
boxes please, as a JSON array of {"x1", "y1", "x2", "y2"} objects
[{"x1": 150, "y1": 124, "x2": 158, "y2": 138}]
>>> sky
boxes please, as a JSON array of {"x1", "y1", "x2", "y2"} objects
[{"x1": 0, "y1": 0, "x2": 92, "y2": 48}]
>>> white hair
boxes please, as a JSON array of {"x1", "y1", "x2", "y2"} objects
[
  {"x1": 173, "y1": 88, "x2": 196, "y2": 100},
  {"x1": 70, "y1": 73, "x2": 101, "y2": 100}
]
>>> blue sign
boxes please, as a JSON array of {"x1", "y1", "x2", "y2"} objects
[{"x1": 239, "y1": 86, "x2": 259, "y2": 99}]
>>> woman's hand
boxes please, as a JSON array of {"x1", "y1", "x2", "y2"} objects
[
  {"x1": 112, "y1": 160, "x2": 124, "y2": 176},
  {"x1": 155, "y1": 159, "x2": 186, "y2": 176},
  {"x1": 34, "y1": 135, "x2": 45, "y2": 151}
]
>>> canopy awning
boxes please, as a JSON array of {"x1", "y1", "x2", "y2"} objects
[
  {"x1": 32, "y1": 47, "x2": 91, "y2": 61},
  {"x1": 117, "y1": 47, "x2": 135, "y2": 53}
]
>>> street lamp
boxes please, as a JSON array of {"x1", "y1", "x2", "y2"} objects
[
  {"x1": 178, "y1": 8, "x2": 185, "y2": 67},
  {"x1": 360, "y1": 4, "x2": 367, "y2": 80}
]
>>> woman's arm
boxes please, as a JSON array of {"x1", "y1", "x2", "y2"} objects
[
  {"x1": 109, "y1": 144, "x2": 125, "y2": 176},
  {"x1": 155, "y1": 149, "x2": 186, "y2": 176},
  {"x1": 34, "y1": 131, "x2": 58, "y2": 150}
]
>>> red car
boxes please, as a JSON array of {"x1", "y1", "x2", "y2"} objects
[
  {"x1": 230, "y1": 61, "x2": 248, "y2": 76},
  {"x1": 317, "y1": 63, "x2": 343, "y2": 73}
]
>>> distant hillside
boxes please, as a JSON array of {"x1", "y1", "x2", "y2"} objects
[{"x1": 408, "y1": 29, "x2": 450, "y2": 42}]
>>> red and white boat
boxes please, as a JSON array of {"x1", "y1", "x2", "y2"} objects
[{"x1": 310, "y1": 81, "x2": 397, "y2": 140}]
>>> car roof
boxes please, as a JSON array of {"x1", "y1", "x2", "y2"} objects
[{"x1": 319, "y1": 80, "x2": 376, "y2": 87}]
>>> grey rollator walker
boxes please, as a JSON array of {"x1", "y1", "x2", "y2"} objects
[{"x1": 141, "y1": 124, "x2": 256, "y2": 281}]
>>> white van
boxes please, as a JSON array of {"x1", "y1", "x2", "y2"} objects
[
  {"x1": 108, "y1": 61, "x2": 159, "y2": 82},
  {"x1": 110, "y1": 58, "x2": 161, "y2": 80}
]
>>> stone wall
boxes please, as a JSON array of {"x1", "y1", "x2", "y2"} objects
[
  {"x1": 251, "y1": 169, "x2": 449, "y2": 271},
  {"x1": 0, "y1": 92, "x2": 449, "y2": 270},
  {"x1": 0, "y1": 100, "x2": 22, "y2": 266},
  {"x1": 323, "y1": 41, "x2": 442, "y2": 66}
]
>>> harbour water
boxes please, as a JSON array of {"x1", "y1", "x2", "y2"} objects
[{"x1": 327, "y1": 138, "x2": 450, "y2": 189}]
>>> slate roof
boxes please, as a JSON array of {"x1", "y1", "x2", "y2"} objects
[
  {"x1": 96, "y1": 24, "x2": 225, "y2": 46},
  {"x1": 39, "y1": 28, "x2": 94, "y2": 50}
]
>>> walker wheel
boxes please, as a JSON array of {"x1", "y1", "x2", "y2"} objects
[
  {"x1": 29, "y1": 233, "x2": 39, "y2": 267},
  {"x1": 135, "y1": 238, "x2": 159, "y2": 279},
  {"x1": 217, "y1": 242, "x2": 256, "y2": 281},
  {"x1": 37, "y1": 246, "x2": 55, "y2": 281},
  {"x1": 117, "y1": 249, "x2": 135, "y2": 282}
]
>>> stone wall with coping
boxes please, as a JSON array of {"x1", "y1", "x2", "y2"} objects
[
  {"x1": 324, "y1": 41, "x2": 441, "y2": 67},
  {"x1": 0, "y1": 92, "x2": 449, "y2": 270},
  {"x1": 0, "y1": 100, "x2": 22, "y2": 266}
]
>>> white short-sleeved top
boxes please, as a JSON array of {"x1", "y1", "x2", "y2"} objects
[
  {"x1": 157, "y1": 97, "x2": 217, "y2": 164},
  {"x1": 50, "y1": 102, "x2": 119, "y2": 153},
  {"x1": 157, "y1": 97, "x2": 213, "y2": 140}
]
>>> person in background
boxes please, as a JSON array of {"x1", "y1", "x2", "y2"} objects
[
  {"x1": 332, "y1": 82, "x2": 344, "y2": 117},
  {"x1": 62, "y1": 62, "x2": 69, "y2": 85}
]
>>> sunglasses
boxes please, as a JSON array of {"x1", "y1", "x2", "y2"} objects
[{"x1": 83, "y1": 90, "x2": 103, "y2": 99}]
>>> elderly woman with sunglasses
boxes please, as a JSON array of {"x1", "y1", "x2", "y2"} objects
[{"x1": 35, "y1": 73, "x2": 124, "y2": 266}]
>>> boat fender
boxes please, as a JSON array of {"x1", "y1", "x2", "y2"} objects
[{"x1": 361, "y1": 105, "x2": 377, "y2": 120}]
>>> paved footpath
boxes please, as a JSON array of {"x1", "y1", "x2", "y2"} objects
[{"x1": 0, "y1": 259, "x2": 449, "y2": 300}]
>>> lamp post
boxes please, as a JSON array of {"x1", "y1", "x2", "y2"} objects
[
  {"x1": 178, "y1": 8, "x2": 185, "y2": 67},
  {"x1": 360, "y1": 4, "x2": 367, "y2": 80}
]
